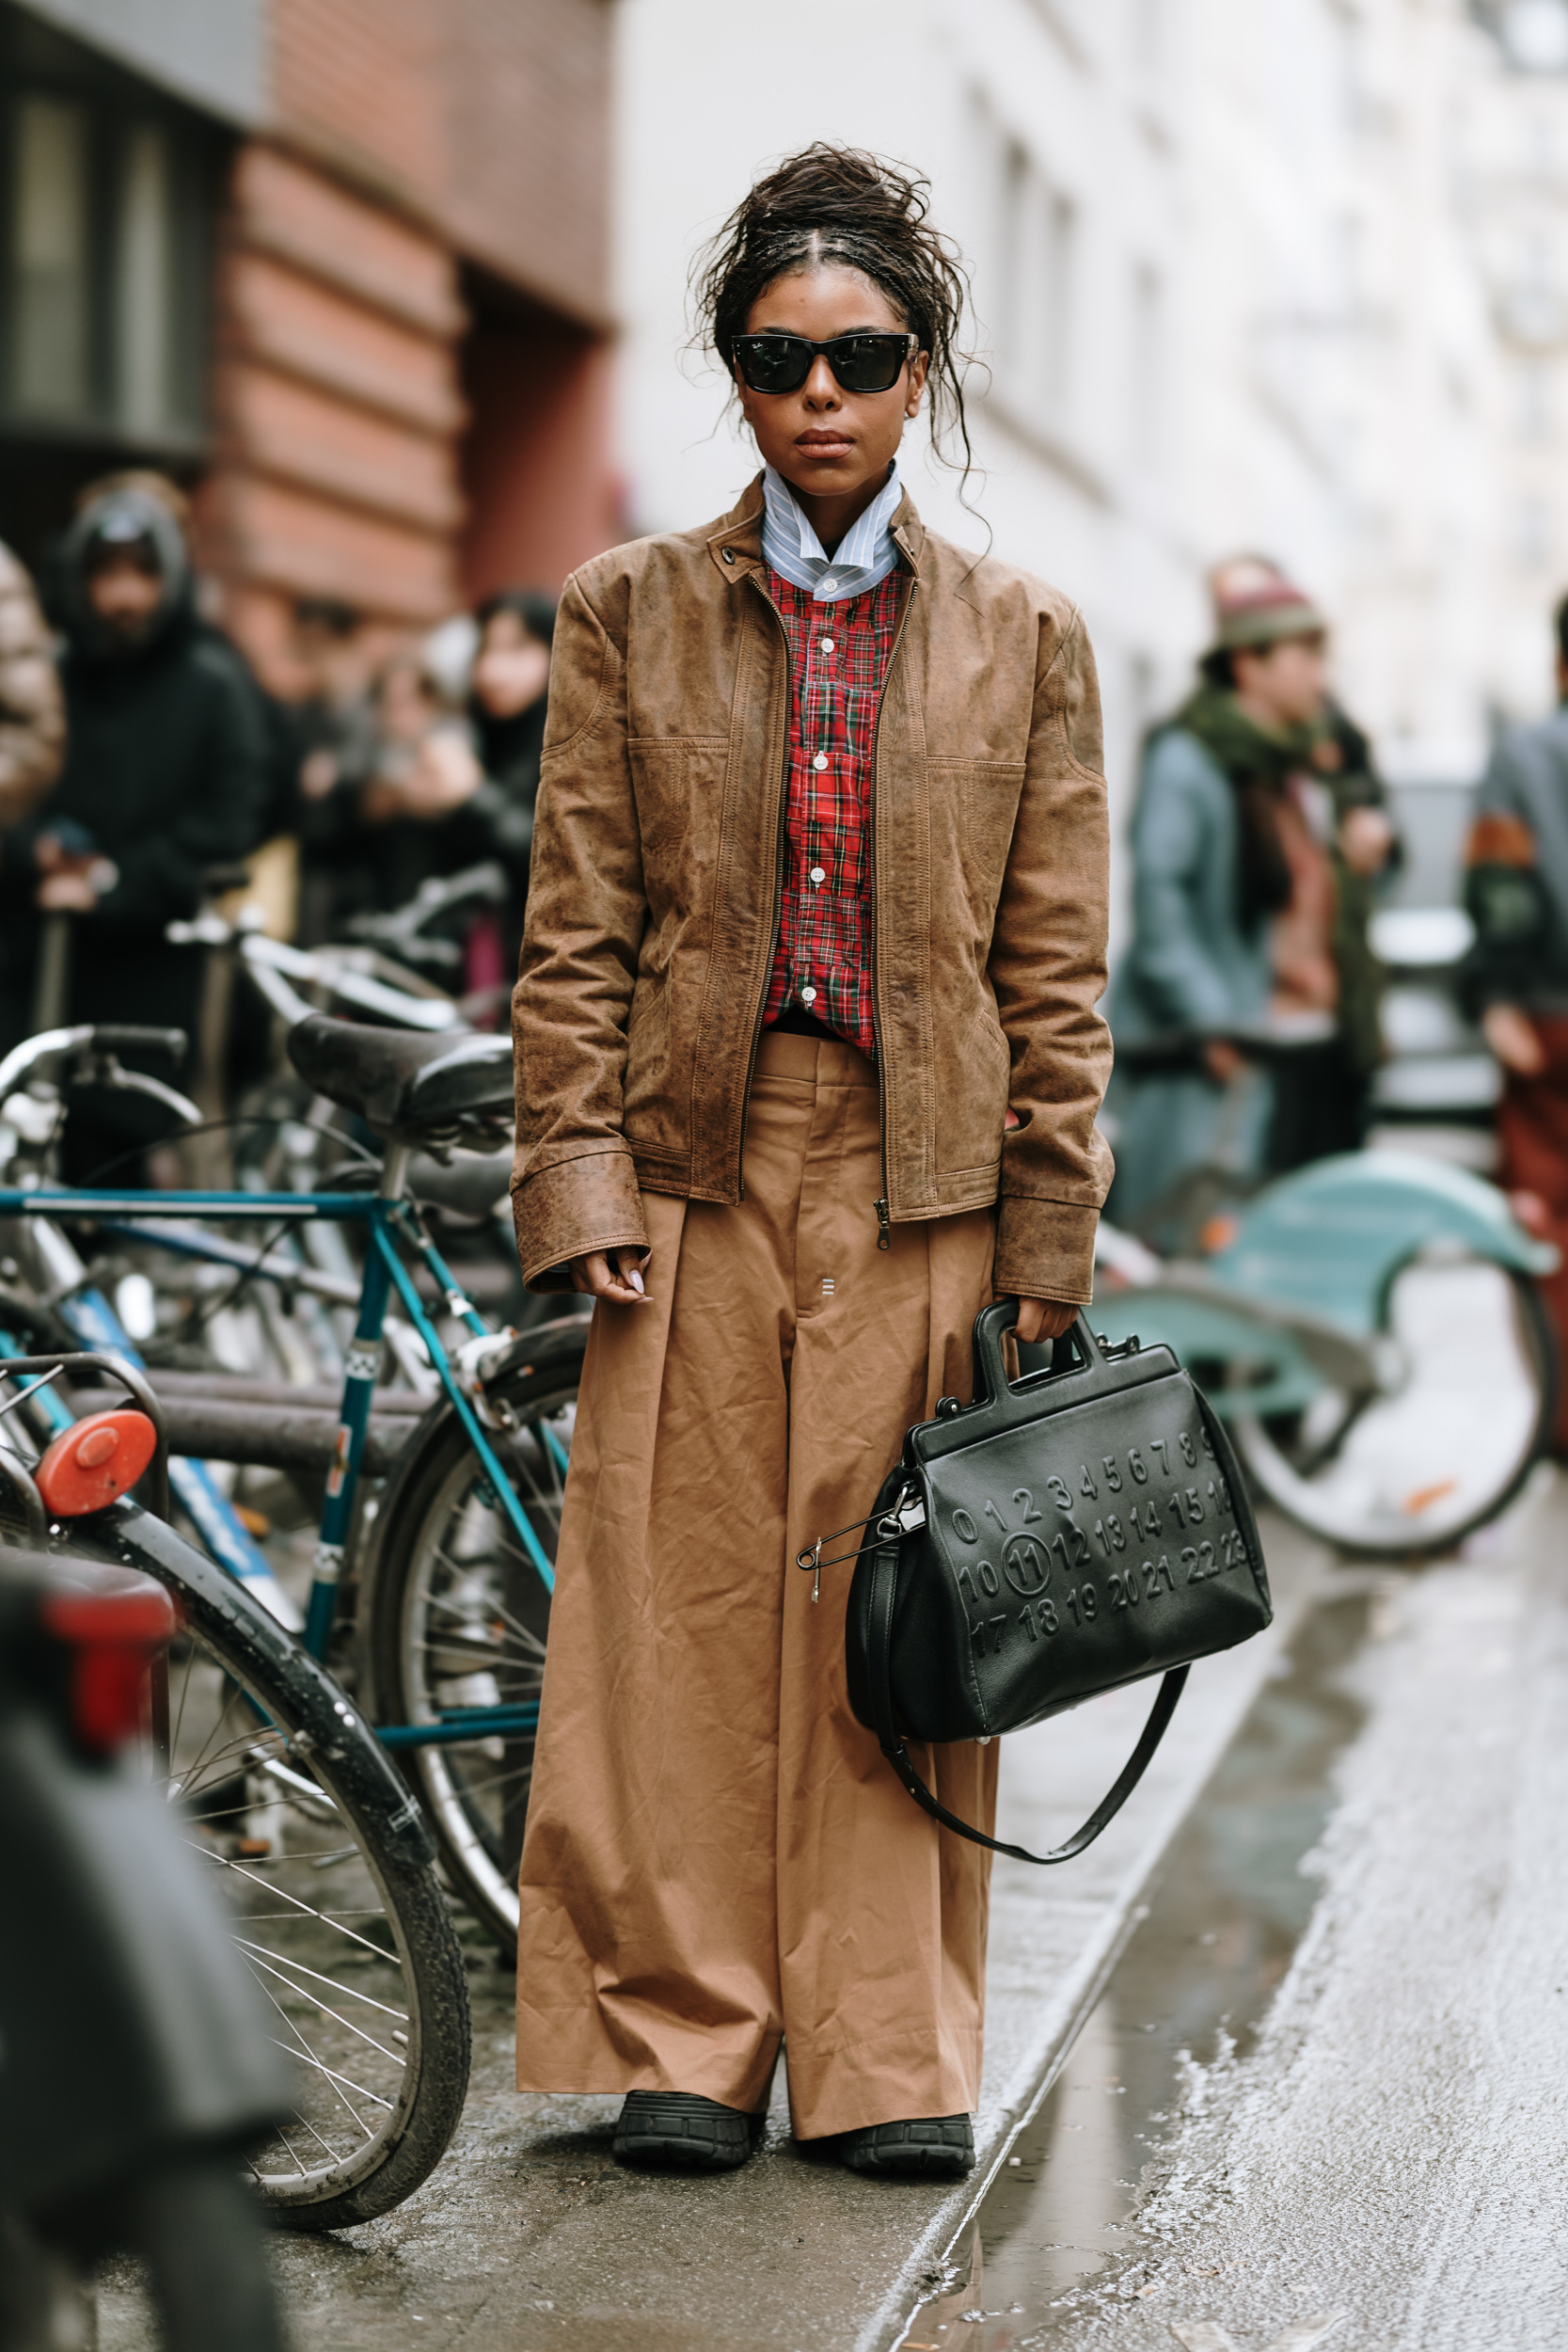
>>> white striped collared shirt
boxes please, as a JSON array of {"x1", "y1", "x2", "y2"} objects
[{"x1": 760, "y1": 460, "x2": 903, "y2": 604}]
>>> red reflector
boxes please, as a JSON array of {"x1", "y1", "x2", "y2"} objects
[
  {"x1": 40, "y1": 1571, "x2": 176, "y2": 1754},
  {"x1": 35, "y1": 1410, "x2": 158, "y2": 1518}
]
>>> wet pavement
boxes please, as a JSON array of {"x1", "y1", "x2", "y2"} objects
[
  {"x1": 89, "y1": 1513, "x2": 1323, "y2": 2352},
  {"x1": 910, "y1": 1468, "x2": 1568, "y2": 2352},
  {"x1": 95, "y1": 1474, "x2": 1568, "y2": 2351}
]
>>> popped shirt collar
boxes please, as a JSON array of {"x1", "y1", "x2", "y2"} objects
[{"x1": 761, "y1": 460, "x2": 904, "y2": 603}]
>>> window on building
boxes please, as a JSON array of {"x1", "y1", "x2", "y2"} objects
[
  {"x1": 1514, "y1": 493, "x2": 1555, "y2": 568},
  {"x1": 1516, "y1": 357, "x2": 1555, "y2": 442},
  {"x1": 12, "y1": 95, "x2": 88, "y2": 417},
  {"x1": 118, "y1": 122, "x2": 175, "y2": 437},
  {"x1": 0, "y1": 63, "x2": 219, "y2": 448},
  {"x1": 1130, "y1": 262, "x2": 1161, "y2": 465},
  {"x1": 1129, "y1": 649, "x2": 1159, "y2": 742},
  {"x1": 1131, "y1": 0, "x2": 1162, "y2": 77},
  {"x1": 992, "y1": 133, "x2": 1074, "y2": 421}
]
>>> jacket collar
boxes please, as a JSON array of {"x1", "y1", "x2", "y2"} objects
[{"x1": 706, "y1": 472, "x2": 924, "y2": 586}]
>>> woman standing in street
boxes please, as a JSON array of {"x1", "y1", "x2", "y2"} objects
[{"x1": 510, "y1": 146, "x2": 1114, "y2": 2178}]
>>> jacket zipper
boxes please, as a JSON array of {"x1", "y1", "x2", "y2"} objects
[
  {"x1": 736, "y1": 572, "x2": 795, "y2": 1200},
  {"x1": 868, "y1": 574, "x2": 919, "y2": 1248}
]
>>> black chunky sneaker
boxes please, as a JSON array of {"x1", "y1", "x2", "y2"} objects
[
  {"x1": 838, "y1": 2114, "x2": 974, "y2": 2177},
  {"x1": 611, "y1": 2091, "x2": 767, "y2": 2172}
]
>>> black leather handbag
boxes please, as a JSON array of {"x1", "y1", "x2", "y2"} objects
[{"x1": 803, "y1": 1302, "x2": 1272, "y2": 1867}]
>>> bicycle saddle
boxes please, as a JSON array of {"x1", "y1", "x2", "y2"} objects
[{"x1": 287, "y1": 1012, "x2": 514, "y2": 1142}]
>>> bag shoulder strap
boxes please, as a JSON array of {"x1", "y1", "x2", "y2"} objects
[{"x1": 863, "y1": 1530, "x2": 1190, "y2": 1867}]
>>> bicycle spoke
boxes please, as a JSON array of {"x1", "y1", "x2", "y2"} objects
[
  {"x1": 196, "y1": 1847, "x2": 406, "y2": 1963},
  {"x1": 242, "y1": 1949, "x2": 406, "y2": 2062},
  {"x1": 230, "y1": 1936, "x2": 408, "y2": 2023},
  {"x1": 265, "y1": 2038, "x2": 388, "y2": 2122}
]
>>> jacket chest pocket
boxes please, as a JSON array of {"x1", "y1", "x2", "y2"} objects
[{"x1": 927, "y1": 760, "x2": 1027, "y2": 885}]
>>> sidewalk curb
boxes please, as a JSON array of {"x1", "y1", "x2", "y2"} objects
[{"x1": 855, "y1": 1572, "x2": 1323, "y2": 2352}]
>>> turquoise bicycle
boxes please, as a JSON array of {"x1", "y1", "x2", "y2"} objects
[{"x1": 0, "y1": 1008, "x2": 584, "y2": 1956}]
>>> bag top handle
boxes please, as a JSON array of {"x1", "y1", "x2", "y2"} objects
[{"x1": 971, "y1": 1298, "x2": 1105, "y2": 1411}]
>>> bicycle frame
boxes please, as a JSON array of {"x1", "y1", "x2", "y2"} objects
[{"x1": 0, "y1": 1172, "x2": 557, "y2": 1752}]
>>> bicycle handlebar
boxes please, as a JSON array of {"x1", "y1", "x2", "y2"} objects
[
  {"x1": 83, "y1": 1026, "x2": 186, "y2": 1058},
  {"x1": 343, "y1": 861, "x2": 508, "y2": 954},
  {"x1": 0, "y1": 1025, "x2": 197, "y2": 1124}
]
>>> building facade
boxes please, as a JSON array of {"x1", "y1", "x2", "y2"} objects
[
  {"x1": 612, "y1": 0, "x2": 1568, "y2": 938},
  {"x1": 0, "y1": 0, "x2": 618, "y2": 688}
]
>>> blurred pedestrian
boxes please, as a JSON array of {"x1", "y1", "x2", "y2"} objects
[
  {"x1": 1463, "y1": 588, "x2": 1568, "y2": 1444},
  {"x1": 511, "y1": 146, "x2": 1111, "y2": 2178},
  {"x1": 62, "y1": 469, "x2": 300, "y2": 932},
  {"x1": 0, "y1": 536, "x2": 65, "y2": 827},
  {"x1": 279, "y1": 596, "x2": 376, "y2": 946},
  {"x1": 0, "y1": 485, "x2": 264, "y2": 1179},
  {"x1": 357, "y1": 644, "x2": 484, "y2": 903},
  {"x1": 1107, "y1": 558, "x2": 1394, "y2": 1242},
  {"x1": 468, "y1": 589, "x2": 553, "y2": 888}
]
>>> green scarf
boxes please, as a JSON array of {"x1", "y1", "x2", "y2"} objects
[{"x1": 1168, "y1": 684, "x2": 1319, "y2": 932}]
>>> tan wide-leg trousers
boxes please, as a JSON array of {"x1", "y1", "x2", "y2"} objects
[{"x1": 515, "y1": 1032, "x2": 999, "y2": 2138}]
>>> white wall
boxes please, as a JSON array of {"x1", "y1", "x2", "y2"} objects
[{"x1": 612, "y1": 0, "x2": 1568, "y2": 941}]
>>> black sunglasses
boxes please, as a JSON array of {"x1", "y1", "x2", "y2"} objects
[{"x1": 731, "y1": 331, "x2": 919, "y2": 396}]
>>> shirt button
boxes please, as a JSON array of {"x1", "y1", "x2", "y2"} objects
[
  {"x1": 809, "y1": 865, "x2": 825, "y2": 885},
  {"x1": 820, "y1": 578, "x2": 838, "y2": 595},
  {"x1": 813, "y1": 752, "x2": 828, "y2": 771},
  {"x1": 821, "y1": 637, "x2": 835, "y2": 654},
  {"x1": 800, "y1": 985, "x2": 817, "y2": 1005}
]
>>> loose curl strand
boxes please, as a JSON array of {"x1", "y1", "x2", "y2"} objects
[{"x1": 690, "y1": 143, "x2": 982, "y2": 496}]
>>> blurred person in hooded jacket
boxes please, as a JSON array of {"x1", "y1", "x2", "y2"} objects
[
  {"x1": 1106, "y1": 558, "x2": 1395, "y2": 1243},
  {"x1": 0, "y1": 485, "x2": 264, "y2": 1178},
  {"x1": 0, "y1": 537, "x2": 65, "y2": 826}
]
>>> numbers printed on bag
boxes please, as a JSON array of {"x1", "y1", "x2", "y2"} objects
[
  {"x1": 948, "y1": 1429, "x2": 1243, "y2": 1620},
  {"x1": 1050, "y1": 1523, "x2": 1088, "y2": 1574},
  {"x1": 1143, "y1": 1553, "x2": 1177, "y2": 1598},
  {"x1": 1027, "y1": 1431, "x2": 1229, "y2": 1521}
]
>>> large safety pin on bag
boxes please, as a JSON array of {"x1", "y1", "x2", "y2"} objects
[{"x1": 798, "y1": 1301, "x2": 1273, "y2": 1866}]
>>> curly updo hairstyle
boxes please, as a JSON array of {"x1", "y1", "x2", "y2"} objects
[{"x1": 692, "y1": 143, "x2": 978, "y2": 486}]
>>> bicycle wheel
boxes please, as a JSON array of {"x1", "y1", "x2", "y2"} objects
[
  {"x1": 368, "y1": 1318, "x2": 586, "y2": 1958},
  {"x1": 73, "y1": 1507, "x2": 473, "y2": 2231},
  {"x1": 1230, "y1": 1258, "x2": 1557, "y2": 1557}
]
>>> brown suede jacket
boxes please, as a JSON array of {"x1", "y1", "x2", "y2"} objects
[{"x1": 511, "y1": 476, "x2": 1114, "y2": 1301}]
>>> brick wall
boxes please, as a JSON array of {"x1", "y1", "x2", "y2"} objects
[
  {"x1": 205, "y1": 143, "x2": 464, "y2": 676},
  {"x1": 268, "y1": 0, "x2": 610, "y2": 326},
  {"x1": 203, "y1": 1, "x2": 616, "y2": 675}
]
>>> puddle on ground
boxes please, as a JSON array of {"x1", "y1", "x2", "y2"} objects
[{"x1": 903, "y1": 1591, "x2": 1371, "y2": 2352}]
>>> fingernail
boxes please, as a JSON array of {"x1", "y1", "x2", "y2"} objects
[{"x1": 627, "y1": 1266, "x2": 645, "y2": 1295}]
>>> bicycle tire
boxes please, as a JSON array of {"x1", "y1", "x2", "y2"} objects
[
  {"x1": 366, "y1": 1318, "x2": 587, "y2": 1959},
  {"x1": 65, "y1": 1503, "x2": 472, "y2": 2231},
  {"x1": 1231, "y1": 1262, "x2": 1557, "y2": 1558}
]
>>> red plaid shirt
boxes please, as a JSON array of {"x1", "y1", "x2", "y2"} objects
[{"x1": 762, "y1": 567, "x2": 905, "y2": 1057}]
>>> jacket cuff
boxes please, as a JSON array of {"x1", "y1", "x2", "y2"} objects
[
  {"x1": 993, "y1": 1196, "x2": 1101, "y2": 1305},
  {"x1": 511, "y1": 1149, "x2": 650, "y2": 1293}
]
